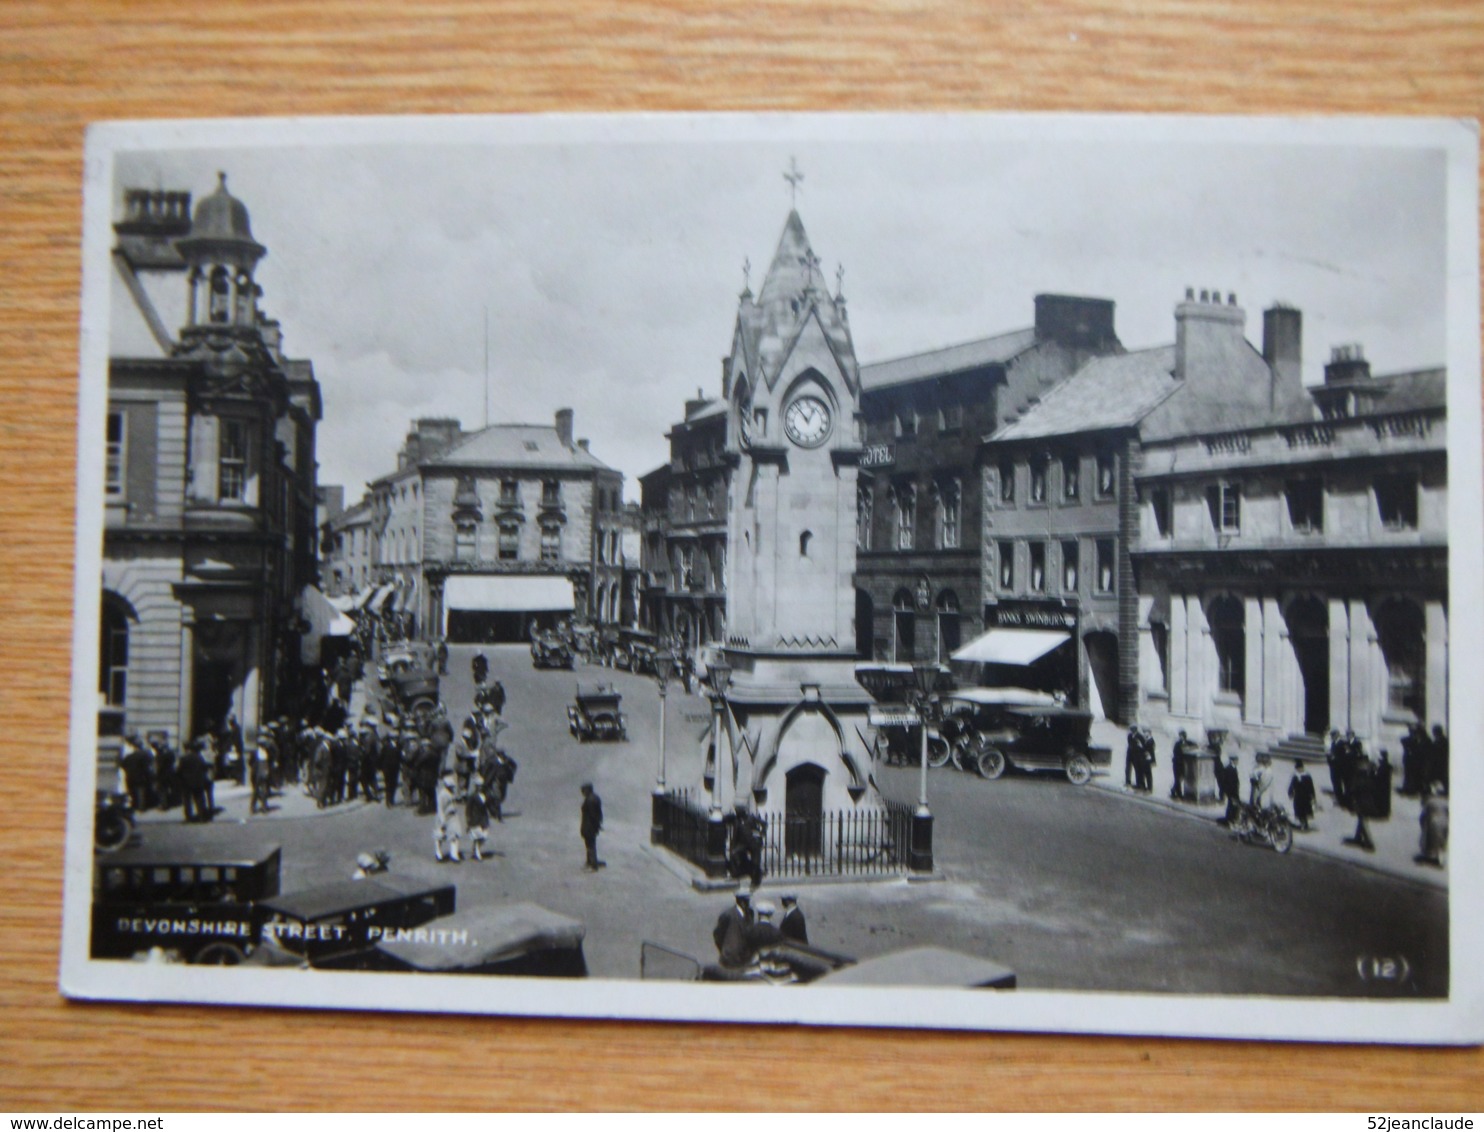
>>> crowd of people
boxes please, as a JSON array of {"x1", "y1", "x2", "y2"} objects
[{"x1": 116, "y1": 714, "x2": 248, "y2": 824}]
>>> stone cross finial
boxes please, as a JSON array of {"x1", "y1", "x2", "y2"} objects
[{"x1": 784, "y1": 157, "x2": 804, "y2": 206}]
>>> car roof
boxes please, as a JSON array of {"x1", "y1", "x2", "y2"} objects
[{"x1": 944, "y1": 687, "x2": 1060, "y2": 706}]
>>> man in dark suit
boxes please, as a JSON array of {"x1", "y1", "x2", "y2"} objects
[
  {"x1": 779, "y1": 894, "x2": 808, "y2": 945},
  {"x1": 580, "y1": 782, "x2": 604, "y2": 870}
]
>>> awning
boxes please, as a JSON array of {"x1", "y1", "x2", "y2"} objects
[
  {"x1": 366, "y1": 583, "x2": 397, "y2": 612},
  {"x1": 444, "y1": 574, "x2": 575, "y2": 613},
  {"x1": 952, "y1": 628, "x2": 1069, "y2": 666},
  {"x1": 299, "y1": 586, "x2": 357, "y2": 663}
]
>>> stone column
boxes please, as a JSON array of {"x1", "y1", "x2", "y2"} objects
[
  {"x1": 1425, "y1": 599, "x2": 1448, "y2": 731},
  {"x1": 1262, "y1": 595, "x2": 1287, "y2": 731},
  {"x1": 1328, "y1": 597, "x2": 1350, "y2": 733},
  {"x1": 1348, "y1": 598, "x2": 1378, "y2": 741},
  {"x1": 1243, "y1": 594, "x2": 1264, "y2": 727},
  {"x1": 177, "y1": 615, "x2": 195, "y2": 746}
]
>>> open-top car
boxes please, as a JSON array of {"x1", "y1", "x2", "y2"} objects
[
  {"x1": 530, "y1": 633, "x2": 574, "y2": 670},
  {"x1": 378, "y1": 643, "x2": 441, "y2": 719},
  {"x1": 567, "y1": 682, "x2": 627, "y2": 742}
]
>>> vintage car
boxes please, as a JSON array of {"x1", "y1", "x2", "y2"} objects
[
  {"x1": 91, "y1": 845, "x2": 283, "y2": 964},
  {"x1": 530, "y1": 633, "x2": 574, "y2": 670},
  {"x1": 256, "y1": 874, "x2": 457, "y2": 969},
  {"x1": 567, "y1": 682, "x2": 626, "y2": 742},
  {"x1": 366, "y1": 902, "x2": 588, "y2": 977},
  {"x1": 612, "y1": 628, "x2": 659, "y2": 675},
  {"x1": 943, "y1": 687, "x2": 1111, "y2": 784},
  {"x1": 94, "y1": 787, "x2": 136, "y2": 853},
  {"x1": 378, "y1": 644, "x2": 441, "y2": 719},
  {"x1": 639, "y1": 938, "x2": 855, "y2": 985}
]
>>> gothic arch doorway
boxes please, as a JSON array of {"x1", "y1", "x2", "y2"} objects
[
  {"x1": 784, "y1": 763, "x2": 826, "y2": 858},
  {"x1": 1285, "y1": 595, "x2": 1330, "y2": 734}
]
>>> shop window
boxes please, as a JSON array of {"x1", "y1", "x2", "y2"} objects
[
  {"x1": 1286, "y1": 479, "x2": 1324, "y2": 534},
  {"x1": 1209, "y1": 595, "x2": 1245, "y2": 698},
  {"x1": 1375, "y1": 474, "x2": 1418, "y2": 531},
  {"x1": 1029, "y1": 542, "x2": 1047, "y2": 592},
  {"x1": 1095, "y1": 539, "x2": 1115, "y2": 594},
  {"x1": 106, "y1": 410, "x2": 126, "y2": 498},
  {"x1": 1062, "y1": 540, "x2": 1079, "y2": 593}
]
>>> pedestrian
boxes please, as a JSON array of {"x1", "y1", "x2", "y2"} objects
[
  {"x1": 1134, "y1": 726, "x2": 1156, "y2": 793},
  {"x1": 1399, "y1": 722, "x2": 1425, "y2": 796},
  {"x1": 177, "y1": 740, "x2": 211, "y2": 823},
  {"x1": 1287, "y1": 760, "x2": 1317, "y2": 831},
  {"x1": 1417, "y1": 782, "x2": 1448, "y2": 867},
  {"x1": 1216, "y1": 754, "x2": 1242, "y2": 825},
  {"x1": 580, "y1": 782, "x2": 604, "y2": 871},
  {"x1": 433, "y1": 767, "x2": 465, "y2": 864},
  {"x1": 1248, "y1": 752, "x2": 1275, "y2": 812},
  {"x1": 119, "y1": 732, "x2": 154, "y2": 812},
  {"x1": 472, "y1": 650, "x2": 489, "y2": 687},
  {"x1": 149, "y1": 731, "x2": 178, "y2": 811},
  {"x1": 1336, "y1": 729, "x2": 1362, "y2": 810},
  {"x1": 250, "y1": 727, "x2": 274, "y2": 815},
  {"x1": 1169, "y1": 730, "x2": 1196, "y2": 801},
  {"x1": 1374, "y1": 750, "x2": 1394, "y2": 819},
  {"x1": 1430, "y1": 725, "x2": 1449, "y2": 791},
  {"x1": 1124, "y1": 728, "x2": 1139, "y2": 789},
  {"x1": 779, "y1": 894, "x2": 808, "y2": 944},
  {"x1": 726, "y1": 805, "x2": 765, "y2": 890},
  {"x1": 436, "y1": 637, "x2": 449, "y2": 676},
  {"x1": 198, "y1": 731, "x2": 219, "y2": 816},
  {"x1": 1325, "y1": 728, "x2": 1345, "y2": 805},
  {"x1": 714, "y1": 892, "x2": 753, "y2": 969},
  {"x1": 380, "y1": 719, "x2": 403, "y2": 808},
  {"x1": 221, "y1": 714, "x2": 246, "y2": 785},
  {"x1": 743, "y1": 900, "x2": 786, "y2": 969},
  {"x1": 1345, "y1": 751, "x2": 1377, "y2": 852}
]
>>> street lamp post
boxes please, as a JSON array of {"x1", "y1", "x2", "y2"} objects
[
  {"x1": 909, "y1": 662, "x2": 938, "y2": 873},
  {"x1": 650, "y1": 651, "x2": 676, "y2": 845},
  {"x1": 704, "y1": 660, "x2": 733, "y2": 877}
]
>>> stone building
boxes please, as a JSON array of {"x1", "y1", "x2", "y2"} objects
[
  {"x1": 101, "y1": 176, "x2": 322, "y2": 759},
  {"x1": 1134, "y1": 344, "x2": 1448, "y2": 752},
  {"x1": 367, "y1": 411, "x2": 626, "y2": 642},
  {"x1": 321, "y1": 494, "x2": 374, "y2": 598},
  {"x1": 854, "y1": 294, "x2": 1123, "y2": 666}
]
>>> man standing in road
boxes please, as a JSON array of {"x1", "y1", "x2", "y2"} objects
[
  {"x1": 580, "y1": 782, "x2": 604, "y2": 871},
  {"x1": 780, "y1": 894, "x2": 808, "y2": 945}
]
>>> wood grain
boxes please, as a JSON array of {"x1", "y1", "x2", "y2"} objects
[{"x1": 2, "y1": 0, "x2": 1481, "y2": 1111}]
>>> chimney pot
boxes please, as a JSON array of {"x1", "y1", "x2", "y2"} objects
[
  {"x1": 1228, "y1": 292, "x2": 1237, "y2": 305},
  {"x1": 1199, "y1": 290, "x2": 1209, "y2": 302},
  {"x1": 578, "y1": 438, "x2": 590, "y2": 451},
  {"x1": 1185, "y1": 287, "x2": 1195, "y2": 300}
]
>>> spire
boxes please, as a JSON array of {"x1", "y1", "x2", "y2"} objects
[{"x1": 755, "y1": 210, "x2": 830, "y2": 308}]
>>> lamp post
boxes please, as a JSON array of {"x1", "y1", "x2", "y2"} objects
[
  {"x1": 704, "y1": 660, "x2": 733, "y2": 877},
  {"x1": 650, "y1": 651, "x2": 676, "y2": 845},
  {"x1": 909, "y1": 662, "x2": 938, "y2": 873}
]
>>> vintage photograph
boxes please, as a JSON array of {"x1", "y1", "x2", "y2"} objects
[{"x1": 61, "y1": 113, "x2": 1482, "y2": 1041}]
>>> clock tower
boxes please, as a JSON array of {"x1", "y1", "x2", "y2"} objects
[{"x1": 699, "y1": 201, "x2": 885, "y2": 857}]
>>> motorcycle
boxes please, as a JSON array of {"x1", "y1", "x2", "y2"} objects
[
  {"x1": 1230, "y1": 802, "x2": 1294, "y2": 854},
  {"x1": 94, "y1": 789, "x2": 136, "y2": 853}
]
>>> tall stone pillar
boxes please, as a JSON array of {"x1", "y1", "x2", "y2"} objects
[
  {"x1": 1348, "y1": 598, "x2": 1378, "y2": 740},
  {"x1": 178, "y1": 615, "x2": 195, "y2": 746},
  {"x1": 1425, "y1": 599, "x2": 1448, "y2": 731},
  {"x1": 1262, "y1": 595, "x2": 1286, "y2": 731},
  {"x1": 1328, "y1": 597, "x2": 1350, "y2": 733}
]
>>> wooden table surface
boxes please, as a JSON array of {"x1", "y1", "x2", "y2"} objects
[{"x1": 2, "y1": 0, "x2": 1481, "y2": 1112}]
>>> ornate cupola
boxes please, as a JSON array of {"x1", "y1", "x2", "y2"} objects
[{"x1": 175, "y1": 172, "x2": 269, "y2": 360}]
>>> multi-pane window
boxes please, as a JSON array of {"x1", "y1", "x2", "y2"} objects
[
  {"x1": 1286, "y1": 479, "x2": 1324, "y2": 534},
  {"x1": 997, "y1": 540, "x2": 1015, "y2": 591},
  {"x1": 1029, "y1": 458, "x2": 1048, "y2": 504},
  {"x1": 218, "y1": 419, "x2": 248, "y2": 502},
  {"x1": 1375, "y1": 474, "x2": 1419, "y2": 531},
  {"x1": 1061, "y1": 456, "x2": 1080, "y2": 501},
  {"x1": 454, "y1": 520, "x2": 477, "y2": 562},
  {"x1": 498, "y1": 521, "x2": 520, "y2": 561},
  {"x1": 1095, "y1": 539, "x2": 1115, "y2": 594},
  {"x1": 1095, "y1": 453, "x2": 1116, "y2": 498},
  {"x1": 542, "y1": 478, "x2": 561, "y2": 507},
  {"x1": 998, "y1": 460, "x2": 1015, "y2": 504},
  {"x1": 1207, "y1": 482, "x2": 1241, "y2": 534},
  {"x1": 1029, "y1": 542, "x2": 1047, "y2": 592},
  {"x1": 540, "y1": 524, "x2": 561, "y2": 562},
  {"x1": 893, "y1": 483, "x2": 916, "y2": 551},
  {"x1": 106, "y1": 410, "x2": 126, "y2": 498},
  {"x1": 856, "y1": 484, "x2": 873, "y2": 551},
  {"x1": 500, "y1": 478, "x2": 519, "y2": 506},
  {"x1": 1062, "y1": 540, "x2": 1079, "y2": 592},
  {"x1": 937, "y1": 478, "x2": 961, "y2": 550}
]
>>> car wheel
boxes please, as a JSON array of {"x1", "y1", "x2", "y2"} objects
[
  {"x1": 194, "y1": 942, "x2": 246, "y2": 966},
  {"x1": 976, "y1": 747, "x2": 1007, "y2": 781},
  {"x1": 1270, "y1": 820, "x2": 1294, "y2": 855},
  {"x1": 926, "y1": 736, "x2": 952, "y2": 769},
  {"x1": 1065, "y1": 754, "x2": 1093, "y2": 786},
  {"x1": 94, "y1": 810, "x2": 131, "y2": 853}
]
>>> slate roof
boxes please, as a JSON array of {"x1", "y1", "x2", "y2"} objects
[
  {"x1": 861, "y1": 327, "x2": 1036, "y2": 392},
  {"x1": 1350, "y1": 367, "x2": 1447, "y2": 412},
  {"x1": 990, "y1": 345, "x2": 1178, "y2": 441},
  {"x1": 423, "y1": 423, "x2": 613, "y2": 471}
]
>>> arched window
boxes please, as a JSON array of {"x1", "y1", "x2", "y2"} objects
[
  {"x1": 1376, "y1": 599, "x2": 1425, "y2": 718},
  {"x1": 892, "y1": 587, "x2": 916, "y2": 663},
  {"x1": 936, "y1": 589, "x2": 961, "y2": 661},
  {"x1": 799, "y1": 530, "x2": 812, "y2": 558},
  {"x1": 99, "y1": 594, "x2": 131, "y2": 708},
  {"x1": 935, "y1": 477, "x2": 961, "y2": 549},
  {"x1": 1209, "y1": 595, "x2": 1245, "y2": 698}
]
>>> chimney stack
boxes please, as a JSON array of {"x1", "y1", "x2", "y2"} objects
[
  {"x1": 1262, "y1": 303, "x2": 1303, "y2": 392},
  {"x1": 555, "y1": 408, "x2": 575, "y2": 448},
  {"x1": 1324, "y1": 344, "x2": 1371, "y2": 384},
  {"x1": 1174, "y1": 287, "x2": 1247, "y2": 384},
  {"x1": 1033, "y1": 294, "x2": 1118, "y2": 351}
]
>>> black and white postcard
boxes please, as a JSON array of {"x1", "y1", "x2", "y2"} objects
[{"x1": 61, "y1": 113, "x2": 1483, "y2": 1043}]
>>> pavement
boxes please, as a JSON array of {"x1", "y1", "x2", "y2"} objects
[{"x1": 1084, "y1": 717, "x2": 1448, "y2": 890}]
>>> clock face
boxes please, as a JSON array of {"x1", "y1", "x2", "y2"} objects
[{"x1": 784, "y1": 394, "x2": 832, "y2": 447}]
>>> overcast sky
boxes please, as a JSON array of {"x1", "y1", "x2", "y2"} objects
[{"x1": 113, "y1": 119, "x2": 1448, "y2": 499}]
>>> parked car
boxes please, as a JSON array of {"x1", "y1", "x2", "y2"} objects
[
  {"x1": 256, "y1": 874, "x2": 457, "y2": 969},
  {"x1": 530, "y1": 633, "x2": 574, "y2": 670},
  {"x1": 943, "y1": 688, "x2": 1111, "y2": 784},
  {"x1": 378, "y1": 644, "x2": 441, "y2": 719},
  {"x1": 567, "y1": 683, "x2": 627, "y2": 742},
  {"x1": 367, "y1": 902, "x2": 588, "y2": 977}
]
